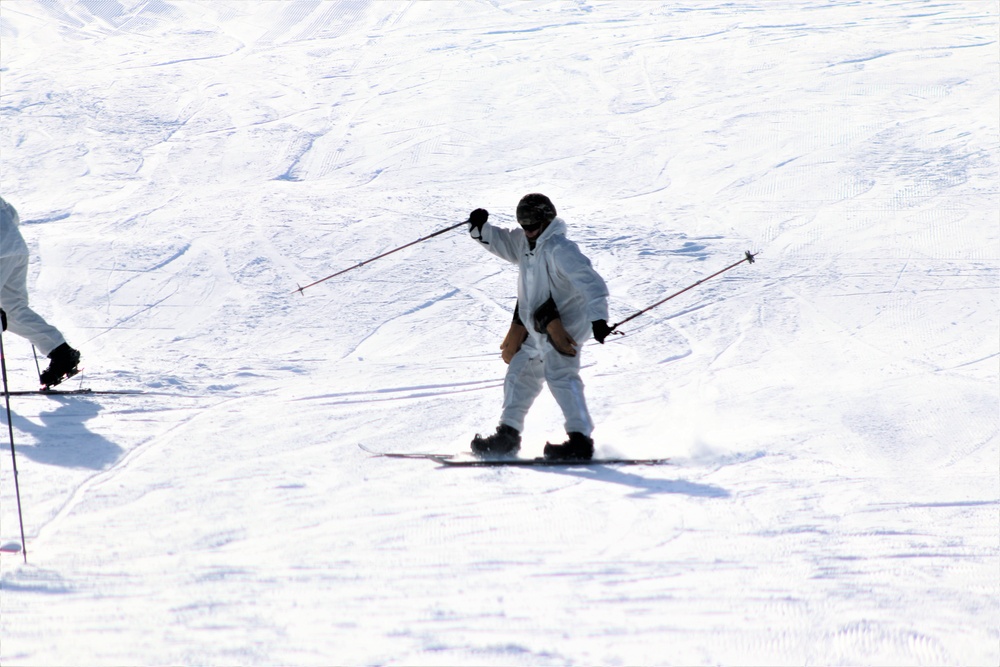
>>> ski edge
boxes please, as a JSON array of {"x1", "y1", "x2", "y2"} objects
[
  {"x1": 358, "y1": 445, "x2": 670, "y2": 467},
  {"x1": 429, "y1": 456, "x2": 671, "y2": 467},
  {"x1": 5, "y1": 388, "x2": 146, "y2": 396}
]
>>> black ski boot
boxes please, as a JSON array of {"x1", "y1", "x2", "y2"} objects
[
  {"x1": 39, "y1": 343, "x2": 81, "y2": 388},
  {"x1": 471, "y1": 423, "x2": 521, "y2": 457},
  {"x1": 543, "y1": 432, "x2": 594, "y2": 461}
]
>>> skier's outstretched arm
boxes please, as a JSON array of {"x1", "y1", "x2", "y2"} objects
[{"x1": 468, "y1": 208, "x2": 522, "y2": 264}]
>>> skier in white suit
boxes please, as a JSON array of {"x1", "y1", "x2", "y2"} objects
[
  {"x1": 0, "y1": 196, "x2": 81, "y2": 387},
  {"x1": 468, "y1": 193, "x2": 613, "y2": 460}
]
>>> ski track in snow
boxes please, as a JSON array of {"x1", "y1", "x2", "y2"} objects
[{"x1": 0, "y1": 1, "x2": 997, "y2": 665}]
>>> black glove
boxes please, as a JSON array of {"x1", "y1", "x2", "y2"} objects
[
  {"x1": 468, "y1": 208, "x2": 488, "y2": 232},
  {"x1": 592, "y1": 319, "x2": 612, "y2": 344},
  {"x1": 1, "y1": 308, "x2": 6, "y2": 332}
]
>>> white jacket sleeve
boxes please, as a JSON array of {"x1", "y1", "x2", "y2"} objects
[
  {"x1": 551, "y1": 240, "x2": 609, "y2": 322},
  {"x1": 0, "y1": 197, "x2": 28, "y2": 259},
  {"x1": 471, "y1": 222, "x2": 525, "y2": 265}
]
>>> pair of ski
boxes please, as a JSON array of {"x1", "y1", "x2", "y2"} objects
[
  {"x1": 5, "y1": 388, "x2": 144, "y2": 396},
  {"x1": 360, "y1": 444, "x2": 670, "y2": 467}
]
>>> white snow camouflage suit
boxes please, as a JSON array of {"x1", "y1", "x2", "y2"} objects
[
  {"x1": 471, "y1": 216, "x2": 609, "y2": 436},
  {"x1": 0, "y1": 196, "x2": 67, "y2": 355}
]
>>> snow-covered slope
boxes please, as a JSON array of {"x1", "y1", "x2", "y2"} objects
[{"x1": 1, "y1": 1, "x2": 997, "y2": 664}]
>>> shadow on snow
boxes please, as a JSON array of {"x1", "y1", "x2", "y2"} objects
[
  {"x1": 520, "y1": 465, "x2": 730, "y2": 499},
  {"x1": 6, "y1": 398, "x2": 123, "y2": 470}
]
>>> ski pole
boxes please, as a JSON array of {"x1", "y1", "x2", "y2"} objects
[
  {"x1": 293, "y1": 219, "x2": 469, "y2": 295},
  {"x1": 609, "y1": 250, "x2": 758, "y2": 334},
  {"x1": 0, "y1": 330, "x2": 28, "y2": 563},
  {"x1": 31, "y1": 345, "x2": 41, "y2": 382}
]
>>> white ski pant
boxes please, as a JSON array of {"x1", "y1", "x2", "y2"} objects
[
  {"x1": 0, "y1": 254, "x2": 66, "y2": 356},
  {"x1": 500, "y1": 341, "x2": 594, "y2": 437}
]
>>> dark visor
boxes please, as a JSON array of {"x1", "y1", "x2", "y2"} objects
[{"x1": 519, "y1": 220, "x2": 543, "y2": 232}]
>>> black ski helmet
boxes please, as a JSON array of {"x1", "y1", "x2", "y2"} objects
[{"x1": 516, "y1": 193, "x2": 557, "y2": 228}]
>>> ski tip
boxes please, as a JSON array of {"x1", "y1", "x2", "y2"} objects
[{"x1": 0, "y1": 541, "x2": 23, "y2": 554}]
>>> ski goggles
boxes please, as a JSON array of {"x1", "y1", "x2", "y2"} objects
[{"x1": 518, "y1": 219, "x2": 543, "y2": 233}]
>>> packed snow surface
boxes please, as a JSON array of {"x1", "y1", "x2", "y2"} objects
[{"x1": 1, "y1": 1, "x2": 997, "y2": 665}]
